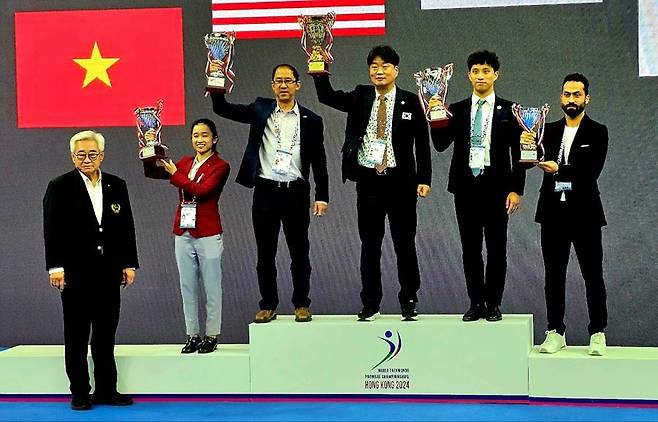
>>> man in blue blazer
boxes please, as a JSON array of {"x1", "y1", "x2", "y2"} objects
[
  {"x1": 430, "y1": 50, "x2": 525, "y2": 322},
  {"x1": 523, "y1": 73, "x2": 609, "y2": 356},
  {"x1": 210, "y1": 64, "x2": 328, "y2": 324},
  {"x1": 312, "y1": 45, "x2": 432, "y2": 322}
]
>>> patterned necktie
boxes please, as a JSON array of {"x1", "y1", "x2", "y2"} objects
[
  {"x1": 375, "y1": 95, "x2": 388, "y2": 173},
  {"x1": 470, "y1": 98, "x2": 486, "y2": 176}
]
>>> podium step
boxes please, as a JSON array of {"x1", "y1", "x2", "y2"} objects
[
  {"x1": 529, "y1": 346, "x2": 658, "y2": 401},
  {"x1": 0, "y1": 344, "x2": 250, "y2": 394},
  {"x1": 248, "y1": 314, "x2": 533, "y2": 396}
]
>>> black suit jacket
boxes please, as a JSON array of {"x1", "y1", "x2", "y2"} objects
[
  {"x1": 211, "y1": 93, "x2": 329, "y2": 203},
  {"x1": 43, "y1": 170, "x2": 139, "y2": 280},
  {"x1": 431, "y1": 96, "x2": 525, "y2": 195},
  {"x1": 535, "y1": 114, "x2": 608, "y2": 227},
  {"x1": 313, "y1": 75, "x2": 431, "y2": 185}
]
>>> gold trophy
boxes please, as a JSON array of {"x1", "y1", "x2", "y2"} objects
[{"x1": 298, "y1": 12, "x2": 335, "y2": 74}]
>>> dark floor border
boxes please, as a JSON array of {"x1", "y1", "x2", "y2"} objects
[{"x1": 1, "y1": 394, "x2": 657, "y2": 408}]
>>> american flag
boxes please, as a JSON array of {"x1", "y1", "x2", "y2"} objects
[{"x1": 211, "y1": 0, "x2": 386, "y2": 39}]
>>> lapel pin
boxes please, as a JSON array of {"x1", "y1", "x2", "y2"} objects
[{"x1": 111, "y1": 204, "x2": 121, "y2": 214}]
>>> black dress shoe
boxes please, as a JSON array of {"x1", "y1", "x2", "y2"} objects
[
  {"x1": 357, "y1": 306, "x2": 380, "y2": 321},
  {"x1": 181, "y1": 335, "x2": 202, "y2": 354},
  {"x1": 70, "y1": 395, "x2": 92, "y2": 411},
  {"x1": 401, "y1": 302, "x2": 419, "y2": 321},
  {"x1": 486, "y1": 305, "x2": 503, "y2": 322},
  {"x1": 91, "y1": 392, "x2": 133, "y2": 406},
  {"x1": 198, "y1": 336, "x2": 218, "y2": 354},
  {"x1": 462, "y1": 303, "x2": 486, "y2": 322}
]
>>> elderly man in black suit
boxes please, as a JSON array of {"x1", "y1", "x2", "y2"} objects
[
  {"x1": 430, "y1": 50, "x2": 525, "y2": 323},
  {"x1": 43, "y1": 130, "x2": 139, "y2": 410},
  {"x1": 522, "y1": 73, "x2": 609, "y2": 356},
  {"x1": 312, "y1": 45, "x2": 432, "y2": 322}
]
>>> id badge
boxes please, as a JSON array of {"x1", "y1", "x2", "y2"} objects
[
  {"x1": 272, "y1": 149, "x2": 293, "y2": 175},
  {"x1": 369, "y1": 139, "x2": 387, "y2": 165},
  {"x1": 180, "y1": 202, "x2": 197, "y2": 229},
  {"x1": 469, "y1": 146, "x2": 486, "y2": 170},
  {"x1": 554, "y1": 182, "x2": 572, "y2": 193}
]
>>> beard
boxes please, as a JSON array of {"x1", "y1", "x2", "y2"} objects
[{"x1": 562, "y1": 102, "x2": 586, "y2": 118}]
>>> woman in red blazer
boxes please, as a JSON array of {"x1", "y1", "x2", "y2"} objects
[{"x1": 161, "y1": 118, "x2": 230, "y2": 354}]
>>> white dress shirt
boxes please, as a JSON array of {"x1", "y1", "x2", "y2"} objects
[{"x1": 259, "y1": 102, "x2": 303, "y2": 182}]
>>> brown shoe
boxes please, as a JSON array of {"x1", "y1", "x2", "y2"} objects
[
  {"x1": 254, "y1": 309, "x2": 277, "y2": 323},
  {"x1": 294, "y1": 307, "x2": 312, "y2": 322}
]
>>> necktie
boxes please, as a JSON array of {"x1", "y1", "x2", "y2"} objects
[
  {"x1": 470, "y1": 98, "x2": 486, "y2": 176},
  {"x1": 375, "y1": 95, "x2": 388, "y2": 173}
]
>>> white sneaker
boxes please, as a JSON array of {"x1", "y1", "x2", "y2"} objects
[
  {"x1": 539, "y1": 330, "x2": 566, "y2": 354},
  {"x1": 588, "y1": 332, "x2": 607, "y2": 356}
]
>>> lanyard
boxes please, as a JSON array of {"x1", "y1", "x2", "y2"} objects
[{"x1": 273, "y1": 109, "x2": 299, "y2": 152}]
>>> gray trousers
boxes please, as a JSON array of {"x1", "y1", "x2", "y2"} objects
[{"x1": 174, "y1": 232, "x2": 223, "y2": 336}]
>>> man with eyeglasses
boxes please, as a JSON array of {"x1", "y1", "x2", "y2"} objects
[
  {"x1": 209, "y1": 63, "x2": 328, "y2": 323},
  {"x1": 311, "y1": 45, "x2": 432, "y2": 322},
  {"x1": 43, "y1": 130, "x2": 139, "y2": 410}
]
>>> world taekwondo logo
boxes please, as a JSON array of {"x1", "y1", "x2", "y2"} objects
[{"x1": 370, "y1": 330, "x2": 402, "y2": 371}]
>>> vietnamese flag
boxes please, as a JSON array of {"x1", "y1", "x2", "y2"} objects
[{"x1": 15, "y1": 8, "x2": 185, "y2": 128}]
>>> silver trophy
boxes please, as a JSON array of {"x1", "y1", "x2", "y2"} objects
[
  {"x1": 298, "y1": 12, "x2": 335, "y2": 74},
  {"x1": 204, "y1": 31, "x2": 236, "y2": 93},
  {"x1": 414, "y1": 63, "x2": 454, "y2": 128},
  {"x1": 512, "y1": 103, "x2": 550, "y2": 163},
  {"x1": 135, "y1": 99, "x2": 169, "y2": 179}
]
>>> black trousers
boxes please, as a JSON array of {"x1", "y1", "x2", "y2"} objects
[
  {"x1": 454, "y1": 180, "x2": 509, "y2": 307},
  {"x1": 60, "y1": 273, "x2": 121, "y2": 398},
  {"x1": 356, "y1": 169, "x2": 420, "y2": 308},
  {"x1": 541, "y1": 205, "x2": 607, "y2": 335},
  {"x1": 252, "y1": 177, "x2": 311, "y2": 310}
]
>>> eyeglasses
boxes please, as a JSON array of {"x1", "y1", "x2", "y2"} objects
[
  {"x1": 73, "y1": 152, "x2": 100, "y2": 161},
  {"x1": 272, "y1": 78, "x2": 298, "y2": 86}
]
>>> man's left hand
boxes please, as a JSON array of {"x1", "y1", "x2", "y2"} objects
[
  {"x1": 313, "y1": 202, "x2": 328, "y2": 217},
  {"x1": 122, "y1": 268, "x2": 136, "y2": 288},
  {"x1": 417, "y1": 184, "x2": 431, "y2": 198},
  {"x1": 506, "y1": 192, "x2": 522, "y2": 215}
]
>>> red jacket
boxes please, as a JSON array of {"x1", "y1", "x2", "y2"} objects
[{"x1": 170, "y1": 154, "x2": 230, "y2": 238}]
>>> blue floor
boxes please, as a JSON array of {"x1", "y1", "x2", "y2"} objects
[{"x1": 2, "y1": 402, "x2": 658, "y2": 421}]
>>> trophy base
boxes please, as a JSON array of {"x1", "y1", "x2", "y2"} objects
[
  {"x1": 207, "y1": 76, "x2": 229, "y2": 94},
  {"x1": 142, "y1": 160, "x2": 171, "y2": 180},
  {"x1": 429, "y1": 118, "x2": 450, "y2": 129},
  {"x1": 308, "y1": 61, "x2": 330, "y2": 75},
  {"x1": 520, "y1": 147, "x2": 538, "y2": 163},
  {"x1": 139, "y1": 145, "x2": 170, "y2": 179}
]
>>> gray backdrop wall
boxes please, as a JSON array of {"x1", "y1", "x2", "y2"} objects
[{"x1": 1, "y1": 0, "x2": 656, "y2": 347}]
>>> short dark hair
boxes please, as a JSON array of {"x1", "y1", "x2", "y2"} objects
[
  {"x1": 271, "y1": 64, "x2": 300, "y2": 82},
  {"x1": 467, "y1": 50, "x2": 500, "y2": 71},
  {"x1": 367, "y1": 45, "x2": 400, "y2": 66},
  {"x1": 562, "y1": 73, "x2": 589, "y2": 95},
  {"x1": 191, "y1": 118, "x2": 219, "y2": 152}
]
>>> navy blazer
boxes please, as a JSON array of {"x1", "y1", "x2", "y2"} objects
[
  {"x1": 313, "y1": 75, "x2": 431, "y2": 185},
  {"x1": 535, "y1": 114, "x2": 608, "y2": 227},
  {"x1": 211, "y1": 93, "x2": 329, "y2": 203},
  {"x1": 431, "y1": 96, "x2": 526, "y2": 196},
  {"x1": 43, "y1": 170, "x2": 139, "y2": 280}
]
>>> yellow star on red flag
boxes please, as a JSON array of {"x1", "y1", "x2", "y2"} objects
[{"x1": 73, "y1": 42, "x2": 119, "y2": 88}]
